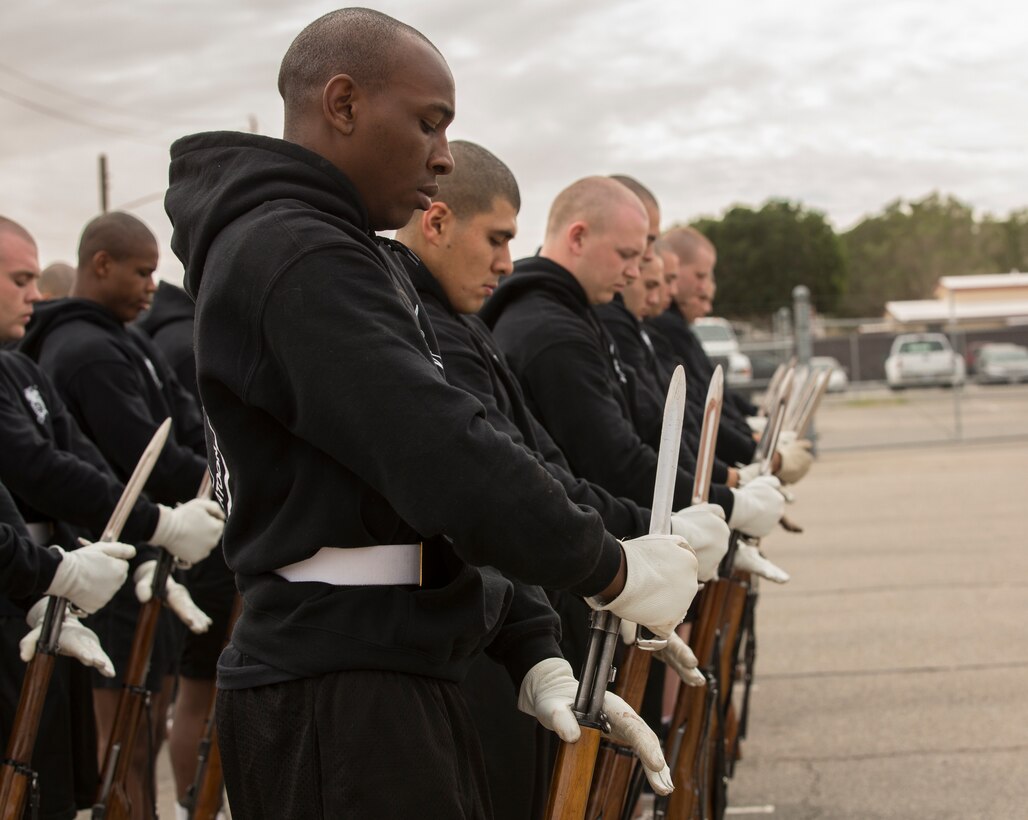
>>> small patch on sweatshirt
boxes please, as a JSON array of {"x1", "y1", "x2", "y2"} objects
[{"x1": 23, "y1": 385, "x2": 49, "y2": 425}]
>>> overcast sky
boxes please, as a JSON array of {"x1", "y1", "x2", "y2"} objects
[{"x1": 3, "y1": 0, "x2": 1026, "y2": 283}]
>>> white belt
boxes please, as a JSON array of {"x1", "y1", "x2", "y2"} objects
[
  {"x1": 26, "y1": 522, "x2": 55, "y2": 546},
  {"x1": 275, "y1": 544, "x2": 423, "y2": 586}
]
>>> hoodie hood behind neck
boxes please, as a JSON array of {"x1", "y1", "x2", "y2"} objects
[
  {"x1": 20, "y1": 298, "x2": 122, "y2": 361},
  {"x1": 478, "y1": 256, "x2": 589, "y2": 329},
  {"x1": 165, "y1": 132, "x2": 370, "y2": 299},
  {"x1": 136, "y1": 281, "x2": 194, "y2": 336}
]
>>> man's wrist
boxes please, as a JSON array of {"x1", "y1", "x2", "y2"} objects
[{"x1": 593, "y1": 545, "x2": 626, "y2": 605}]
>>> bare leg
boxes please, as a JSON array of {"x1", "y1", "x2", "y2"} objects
[{"x1": 168, "y1": 676, "x2": 217, "y2": 801}]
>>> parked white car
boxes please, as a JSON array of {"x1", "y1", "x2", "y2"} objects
[
  {"x1": 692, "y1": 318, "x2": 753, "y2": 386},
  {"x1": 884, "y1": 333, "x2": 965, "y2": 390},
  {"x1": 976, "y1": 343, "x2": 1028, "y2": 384}
]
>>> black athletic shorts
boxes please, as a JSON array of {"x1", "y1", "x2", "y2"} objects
[
  {"x1": 0, "y1": 617, "x2": 98, "y2": 820},
  {"x1": 178, "y1": 549, "x2": 236, "y2": 680},
  {"x1": 218, "y1": 669, "x2": 493, "y2": 818}
]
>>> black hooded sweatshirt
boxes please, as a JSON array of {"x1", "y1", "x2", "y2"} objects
[
  {"x1": 136, "y1": 281, "x2": 199, "y2": 405},
  {"x1": 20, "y1": 299, "x2": 207, "y2": 506},
  {"x1": 596, "y1": 297, "x2": 731, "y2": 485},
  {"x1": 164, "y1": 132, "x2": 621, "y2": 687},
  {"x1": 401, "y1": 249, "x2": 649, "y2": 540},
  {"x1": 0, "y1": 349, "x2": 160, "y2": 550},
  {"x1": 479, "y1": 256, "x2": 735, "y2": 518},
  {"x1": 649, "y1": 305, "x2": 758, "y2": 466},
  {"x1": 0, "y1": 478, "x2": 58, "y2": 612}
]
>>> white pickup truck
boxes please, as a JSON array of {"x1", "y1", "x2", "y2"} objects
[{"x1": 884, "y1": 333, "x2": 965, "y2": 390}]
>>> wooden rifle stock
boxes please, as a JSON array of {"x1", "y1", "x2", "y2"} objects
[
  {"x1": 0, "y1": 647, "x2": 56, "y2": 820},
  {"x1": 185, "y1": 594, "x2": 240, "y2": 820},
  {"x1": 585, "y1": 643, "x2": 654, "y2": 819},
  {"x1": 93, "y1": 553, "x2": 171, "y2": 819},
  {"x1": 547, "y1": 728, "x2": 603, "y2": 819}
]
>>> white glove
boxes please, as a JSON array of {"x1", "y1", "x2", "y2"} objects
[
  {"x1": 518, "y1": 657, "x2": 674, "y2": 795},
  {"x1": 777, "y1": 439, "x2": 813, "y2": 485},
  {"x1": 588, "y1": 534, "x2": 699, "y2": 639},
  {"x1": 671, "y1": 503, "x2": 730, "y2": 582},
  {"x1": 746, "y1": 416, "x2": 767, "y2": 434},
  {"x1": 151, "y1": 499, "x2": 225, "y2": 566},
  {"x1": 734, "y1": 542, "x2": 790, "y2": 583},
  {"x1": 19, "y1": 598, "x2": 116, "y2": 677},
  {"x1": 729, "y1": 476, "x2": 785, "y2": 539},
  {"x1": 657, "y1": 631, "x2": 706, "y2": 687},
  {"x1": 45, "y1": 540, "x2": 136, "y2": 614},
  {"x1": 778, "y1": 430, "x2": 797, "y2": 447},
  {"x1": 736, "y1": 461, "x2": 762, "y2": 487},
  {"x1": 134, "y1": 561, "x2": 212, "y2": 634}
]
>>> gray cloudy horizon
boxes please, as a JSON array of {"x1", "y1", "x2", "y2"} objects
[{"x1": 3, "y1": 0, "x2": 1027, "y2": 284}]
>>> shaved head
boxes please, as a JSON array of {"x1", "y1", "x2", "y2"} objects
[
  {"x1": 39, "y1": 262, "x2": 75, "y2": 299},
  {"x1": 279, "y1": 7, "x2": 440, "y2": 123},
  {"x1": 0, "y1": 217, "x2": 35, "y2": 248},
  {"x1": 661, "y1": 226, "x2": 714, "y2": 266},
  {"x1": 433, "y1": 140, "x2": 520, "y2": 217},
  {"x1": 609, "y1": 175, "x2": 657, "y2": 212},
  {"x1": 545, "y1": 176, "x2": 647, "y2": 241},
  {"x1": 77, "y1": 212, "x2": 157, "y2": 270}
]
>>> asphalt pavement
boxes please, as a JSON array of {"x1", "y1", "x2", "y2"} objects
[{"x1": 726, "y1": 387, "x2": 1028, "y2": 819}]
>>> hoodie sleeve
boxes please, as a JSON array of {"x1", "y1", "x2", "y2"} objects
[
  {"x1": 0, "y1": 482, "x2": 60, "y2": 598},
  {"x1": 483, "y1": 577, "x2": 563, "y2": 690},
  {"x1": 431, "y1": 307, "x2": 648, "y2": 540},
  {"x1": 255, "y1": 247, "x2": 622, "y2": 598},
  {"x1": 0, "y1": 371, "x2": 161, "y2": 543},
  {"x1": 61, "y1": 356, "x2": 207, "y2": 506},
  {"x1": 514, "y1": 333, "x2": 705, "y2": 513}
]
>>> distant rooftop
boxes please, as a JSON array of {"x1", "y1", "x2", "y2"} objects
[
  {"x1": 886, "y1": 298, "x2": 1028, "y2": 324},
  {"x1": 937, "y1": 271, "x2": 1028, "y2": 291}
]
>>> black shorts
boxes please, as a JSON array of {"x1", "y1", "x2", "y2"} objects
[
  {"x1": 85, "y1": 577, "x2": 185, "y2": 692},
  {"x1": 178, "y1": 549, "x2": 236, "y2": 680},
  {"x1": 0, "y1": 617, "x2": 98, "y2": 820},
  {"x1": 217, "y1": 670, "x2": 493, "y2": 818}
]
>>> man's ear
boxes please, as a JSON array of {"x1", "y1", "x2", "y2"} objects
[
  {"x1": 422, "y1": 202, "x2": 453, "y2": 247},
  {"x1": 323, "y1": 74, "x2": 359, "y2": 135},
  {"x1": 92, "y1": 250, "x2": 112, "y2": 279},
  {"x1": 567, "y1": 221, "x2": 588, "y2": 256}
]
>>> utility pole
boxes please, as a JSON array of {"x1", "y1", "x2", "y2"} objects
[{"x1": 98, "y1": 154, "x2": 109, "y2": 213}]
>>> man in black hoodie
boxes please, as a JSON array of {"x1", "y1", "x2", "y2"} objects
[
  {"x1": 19, "y1": 212, "x2": 224, "y2": 817},
  {"x1": 163, "y1": 10, "x2": 702, "y2": 816},
  {"x1": 652, "y1": 228, "x2": 814, "y2": 486},
  {"x1": 480, "y1": 178, "x2": 787, "y2": 543},
  {"x1": 393, "y1": 141, "x2": 726, "y2": 819}
]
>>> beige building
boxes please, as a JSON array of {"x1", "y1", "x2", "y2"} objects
[{"x1": 885, "y1": 271, "x2": 1028, "y2": 329}]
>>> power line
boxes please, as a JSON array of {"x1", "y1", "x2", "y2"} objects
[
  {"x1": 0, "y1": 85, "x2": 153, "y2": 141},
  {"x1": 0, "y1": 60, "x2": 215, "y2": 127}
]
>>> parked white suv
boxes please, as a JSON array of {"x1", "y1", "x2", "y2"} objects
[
  {"x1": 885, "y1": 333, "x2": 965, "y2": 390},
  {"x1": 692, "y1": 318, "x2": 753, "y2": 386}
]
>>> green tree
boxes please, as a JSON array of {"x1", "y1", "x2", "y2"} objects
[{"x1": 685, "y1": 199, "x2": 845, "y2": 320}]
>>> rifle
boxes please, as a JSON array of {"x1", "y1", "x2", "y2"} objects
[
  {"x1": 661, "y1": 371, "x2": 793, "y2": 820},
  {"x1": 183, "y1": 594, "x2": 240, "y2": 820},
  {"x1": 0, "y1": 420, "x2": 172, "y2": 820},
  {"x1": 545, "y1": 366, "x2": 687, "y2": 820},
  {"x1": 586, "y1": 367, "x2": 724, "y2": 820},
  {"x1": 93, "y1": 468, "x2": 213, "y2": 820}
]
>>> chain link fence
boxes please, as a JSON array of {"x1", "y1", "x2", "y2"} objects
[{"x1": 732, "y1": 290, "x2": 1028, "y2": 451}]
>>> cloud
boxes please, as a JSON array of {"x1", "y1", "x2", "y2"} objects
[{"x1": 2, "y1": 0, "x2": 1026, "y2": 276}]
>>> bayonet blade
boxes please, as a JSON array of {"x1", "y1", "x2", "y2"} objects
[
  {"x1": 691, "y1": 367, "x2": 724, "y2": 505},
  {"x1": 649, "y1": 365, "x2": 687, "y2": 536},
  {"x1": 101, "y1": 418, "x2": 172, "y2": 543}
]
